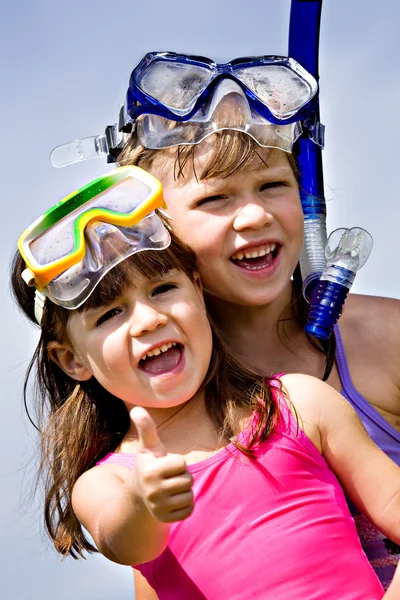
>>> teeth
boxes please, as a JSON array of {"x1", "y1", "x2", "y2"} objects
[
  {"x1": 142, "y1": 342, "x2": 176, "y2": 361},
  {"x1": 232, "y1": 243, "x2": 277, "y2": 261}
]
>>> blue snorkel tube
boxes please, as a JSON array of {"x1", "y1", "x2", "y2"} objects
[
  {"x1": 289, "y1": 0, "x2": 372, "y2": 339},
  {"x1": 289, "y1": 0, "x2": 326, "y2": 302}
]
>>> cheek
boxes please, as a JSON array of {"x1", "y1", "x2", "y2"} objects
[
  {"x1": 172, "y1": 216, "x2": 223, "y2": 261},
  {"x1": 291, "y1": 208, "x2": 305, "y2": 245},
  {"x1": 176, "y1": 300, "x2": 213, "y2": 350},
  {"x1": 88, "y1": 335, "x2": 125, "y2": 375},
  {"x1": 191, "y1": 307, "x2": 214, "y2": 368},
  {"x1": 161, "y1": 185, "x2": 220, "y2": 252},
  {"x1": 280, "y1": 194, "x2": 304, "y2": 241}
]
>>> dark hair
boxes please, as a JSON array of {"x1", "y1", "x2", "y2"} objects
[
  {"x1": 118, "y1": 131, "x2": 335, "y2": 379},
  {"x1": 11, "y1": 231, "x2": 282, "y2": 559}
]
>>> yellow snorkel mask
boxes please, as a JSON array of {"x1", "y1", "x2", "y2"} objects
[{"x1": 18, "y1": 166, "x2": 170, "y2": 321}]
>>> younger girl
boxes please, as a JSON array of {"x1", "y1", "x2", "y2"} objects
[{"x1": 12, "y1": 167, "x2": 400, "y2": 599}]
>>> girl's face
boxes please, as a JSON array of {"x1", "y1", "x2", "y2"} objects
[
  {"x1": 151, "y1": 148, "x2": 304, "y2": 308},
  {"x1": 58, "y1": 269, "x2": 213, "y2": 411}
]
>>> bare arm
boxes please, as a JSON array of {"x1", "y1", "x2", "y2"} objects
[
  {"x1": 134, "y1": 570, "x2": 160, "y2": 600},
  {"x1": 72, "y1": 407, "x2": 194, "y2": 566},
  {"x1": 282, "y1": 373, "x2": 400, "y2": 543},
  {"x1": 340, "y1": 295, "x2": 400, "y2": 415},
  {"x1": 384, "y1": 563, "x2": 400, "y2": 599}
]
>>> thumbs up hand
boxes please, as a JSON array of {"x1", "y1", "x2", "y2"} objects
[{"x1": 130, "y1": 406, "x2": 194, "y2": 523}]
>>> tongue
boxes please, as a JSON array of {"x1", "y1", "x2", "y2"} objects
[
  {"x1": 140, "y1": 346, "x2": 182, "y2": 375},
  {"x1": 232, "y1": 253, "x2": 274, "y2": 269}
]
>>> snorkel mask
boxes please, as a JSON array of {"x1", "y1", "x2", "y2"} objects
[
  {"x1": 124, "y1": 52, "x2": 319, "y2": 152},
  {"x1": 50, "y1": 53, "x2": 321, "y2": 166},
  {"x1": 18, "y1": 166, "x2": 171, "y2": 323}
]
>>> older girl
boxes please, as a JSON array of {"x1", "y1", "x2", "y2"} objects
[{"x1": 113, "y1": 52, "x2": 400, "y2": 595}]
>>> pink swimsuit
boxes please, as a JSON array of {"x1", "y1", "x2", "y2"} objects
[{"x1": 99, "y1": 399, "x2": 384, "y2": 599}]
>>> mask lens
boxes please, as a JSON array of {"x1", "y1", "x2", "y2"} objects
[
  {"x1": 235, "y1": 65, "x2": 314, "y2": 119},
  {"x1": 47, "y1": 212, "x2": 171, "y2": 308},
  {"x1": 28, "y1": 177, "x2": 153, "y2": 266},
  {"x1": 137, "y1": 60, "x2": 213, "y2": 112}
]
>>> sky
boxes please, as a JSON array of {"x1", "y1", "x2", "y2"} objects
[{"x1": 1, "y1": 1, "x2": 399, "y2": 599}]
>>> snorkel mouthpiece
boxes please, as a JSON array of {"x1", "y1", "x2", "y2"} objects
[{"x1": 305, "y1": 228, "x2": 373, "y2": 339}]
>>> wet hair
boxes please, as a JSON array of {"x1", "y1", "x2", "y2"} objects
[
  {"x1": 11, "y1": 230, "x2": 283, "y2": 559},
  {"x1": 118, "y1": 131, "x2": 335, "y2": 379}
]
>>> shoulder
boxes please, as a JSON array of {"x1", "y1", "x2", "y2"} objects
[
  {"x1": 340, "y1": 293, "x2": 400, "y2": 340},
  {"x1": 279, "y1": 373, "x2": 352, "y2": 452},
  {"x1": 338, "y1": 293, "x2": 400, "y2": 398},
  {"x1": 72, "y1": 462, "x2": 132, "y2": 516},
  {"x1": 345, "y1": 293, "x2": 400, "y2": 315},
  {"x1": 280, "y1": 373, "x2": 364, "y2": 448},
  {"x1": 280, "y1": 373, "x2": 349, "y2": 413}
]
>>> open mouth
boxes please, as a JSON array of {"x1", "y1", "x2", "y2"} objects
[
  {"x1": 230, "y1": 243, "x2": 279, "y2": 270},
  {"x1": 138, "y1": 342, "x2": 184, "y2": 375}
]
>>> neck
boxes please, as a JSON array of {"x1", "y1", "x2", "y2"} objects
[
  {"x1": 123, "y1": 392, "x2": 225, "y2": 456},
  {"x1": 206, "y1": 280, "x2": 296, "y2": 342},
  {"x1": 205, "y1": 282, "x2": 325, "y2": 377}
]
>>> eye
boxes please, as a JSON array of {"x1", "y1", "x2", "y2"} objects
[
  {"x1": 151, "y1": 283, "x2": 178, "y2": 296},
  {"x1": 260, "y1": 181, "x2": 286, "y2": 192},
  {"x1": 95, "y1": 307, "x2": 122, "y2": 327},
  {"x1": 195, "y1": 194, "x2": 227, "y2": 208}
]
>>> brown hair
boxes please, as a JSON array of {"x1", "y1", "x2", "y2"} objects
[
  {"x1": 118, "y1": 131, "x2": 335, "y2": 379},
  {"x1": 11, "y1": 231, "x2": 282, "y2": 559}
]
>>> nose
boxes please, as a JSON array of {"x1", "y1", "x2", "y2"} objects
[
  {"x1": 233, "y1": 195, "x2": 273, "y2": 232},
  {"x1": 128, "y1": 301, "x2": 168, "y2": 338}
]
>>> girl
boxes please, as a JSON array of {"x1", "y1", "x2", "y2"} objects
[
  {"x1": 12, "y1": 167, "x2": 400, "y2": 599},
  {"x1": 113, "y1": 52, "x2": 400, "y2": 595}
]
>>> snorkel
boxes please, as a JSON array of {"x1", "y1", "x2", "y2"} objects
[
  {"x1": 289, "y1": 0, "x2": 326, "y2": 302},
  {"x1": 289, "y1": 0, "x2": 372, "y2": 339}
]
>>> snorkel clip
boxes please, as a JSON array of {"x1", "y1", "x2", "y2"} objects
[{"x1": 302, "y1": 115, "x2": 325, "y2": 148}]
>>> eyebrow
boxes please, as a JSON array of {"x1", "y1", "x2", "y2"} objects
[
  {"x1": 80, "y1": 270, "x2": 183, "y2": 315},
  {"x1": 252, "y1": 164, "x2": 294, "y2": 179},
  {"x1": 81, "y1": 305, "x2": 106, "y2": 318},
  {"x1": 187, "y1": 165, "x2": 294, "y2": 199}
]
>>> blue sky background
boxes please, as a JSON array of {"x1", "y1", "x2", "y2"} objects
[{"x1": 1, "y1": 1, "x2": 399, "y2": 598}]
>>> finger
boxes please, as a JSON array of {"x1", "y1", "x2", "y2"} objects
[
  {"x1": 167, "y1": 506, "x2": 194, "y2": 522},
  {"x1": 159, "y1": 472, "x2": 194, "y2": 494},
  {"x1": 143, "y1": 471, "x2": 193, "y2": 504},
  {"x1": 167, "y1": 490, "x2": 194, "y2": 512},
  {"x1": 143, "y1": 454, "x2": 188, "y2": 479},
  {"x1": 155, "y1": 491, "x2": 195, "y2": 523},
  {"x1": 130, "y1": 406, "x2": 167, "y2": 458}
]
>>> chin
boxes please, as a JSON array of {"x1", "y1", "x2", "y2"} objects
[{"x1": 219, "y1": 286, "x2": 288, "y2": 308}]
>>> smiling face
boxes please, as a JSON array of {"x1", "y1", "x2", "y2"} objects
[
  {"x1": 53, "y1": 267, "x2": 213, "y2": 413},
  {"x1": 150, "y1": 145, "x2": 304, "y2": 308}
]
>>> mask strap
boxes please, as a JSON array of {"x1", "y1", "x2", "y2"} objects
[
  {"x1": 50, "y1": 106, "x2": 129, "y2": 167},
  {"x1": 34, "y1": 290, "x2": 46, "y2": 326},
  {"x1": 21, "y1": 268, "x2": 46, "y2": 326}
]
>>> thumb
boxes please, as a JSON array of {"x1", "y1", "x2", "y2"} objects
[{"x1": 130, "y1": 406, "x2": 167, "y2": 458}]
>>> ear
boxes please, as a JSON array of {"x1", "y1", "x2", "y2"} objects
[{"x1": 47, "y1": 341, "x2": 93, "y2": 382}]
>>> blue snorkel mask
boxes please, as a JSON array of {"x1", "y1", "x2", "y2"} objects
[
  {"x1": 50, "y1": 52, "x2": 322, "y2": 166},
  {"x1": 50, "y1": 0, "x2": 372, "y2": 340}
]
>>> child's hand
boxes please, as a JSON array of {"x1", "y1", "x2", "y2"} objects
[{"x1": 130, "y1": 406, "x2": 194, "y2": 523}]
